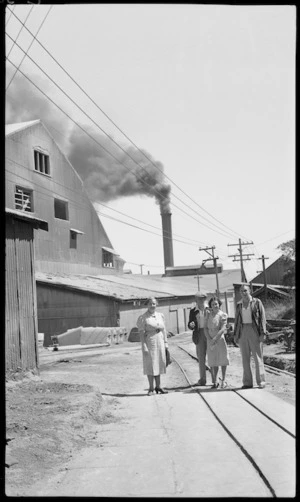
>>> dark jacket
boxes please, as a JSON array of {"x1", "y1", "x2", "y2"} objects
[
  {"x1": 233, "y1": 297, "x2": 267, "y2": 342},
  {"x1": 188, "y1": 306, "x2": 210, "y2": 332}
]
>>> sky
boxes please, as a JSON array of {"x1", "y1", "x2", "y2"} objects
[{"x1": 5, "y1": 3, "x2": 295, "y2": 279}]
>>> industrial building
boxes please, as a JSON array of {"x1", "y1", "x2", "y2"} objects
[
  {"x1": 5, "y1": 119, "x2": 125, "y2": 276},
  {"x1": 36, "y1": 267, "x2": 240, "y2": 346},
  {"x1": 6, "y1": 119, "x2": 241, "y2": 365}
]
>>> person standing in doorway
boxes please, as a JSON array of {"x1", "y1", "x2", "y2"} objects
[
  {"x1": 188, "y1": 292, "x2": 210, "y2": 386},
  {"x1": 233, "y1": 284, "x2": 267, "y2": 389}
]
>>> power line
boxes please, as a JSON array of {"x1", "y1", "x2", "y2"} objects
[
  {"x1": 6, "y1": 170, "x2": 236, "y2": 268},
  {"x1": 6, "y1": 168, "x2": 203, "y2": 250},
  {"x1": 6, "y1": 5, "x2": 53, "y2": 91},
  {"x1": 5, "y1": 33, "x2": 238, "y2": 241},
  {"x1": 6, "y1": 7, "x2": 247, "y2": 241},
  {"x1": 6, "y1": 4, "x2": 15, "y2": 26},
  {"x1": 97, "y1": 211, "x2": 200, "y2": 247},
  {"x1": 256, "y1": 230, "x2": 294, "y2": 246},
  {"x1": 5, "y1": 152, "x2": 229, "y2": 262},
  {"x1": 6, "y1": 5, "x2": 34, "y2": 59},
  {"x1": 5, "y1": 155, "x2": 227, "y2": 255},
  {"x1": 95, "y1": 202, "x2": 206, "y2": 246},
  {"x1": 125, "y1": 261, "x2": 163, "y2": 269},
  {"x1": 6, "y1": 56, "x2": 238, "y2": 242}
]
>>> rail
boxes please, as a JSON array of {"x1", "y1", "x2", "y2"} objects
[{"x1": 170, "y1": 342, "x2": 295, "y2": 498}]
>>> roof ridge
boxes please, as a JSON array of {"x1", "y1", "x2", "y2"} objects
[{"x1": 5, "y1": 119, "x2": 41, "y2": 136}]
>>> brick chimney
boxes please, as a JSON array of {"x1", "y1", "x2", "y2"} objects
[{"x1": 161, "y1": 211, "x2": 174, "y2": 270}]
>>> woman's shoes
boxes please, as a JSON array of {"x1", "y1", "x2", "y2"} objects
[
  {"x1": 219, "y1": 379, "x2": 227, "y2": 389},
  {"x1": 211, "y1": 383, "x2": 219, "y2": 389},
  {"x1": 147, "y1": 389, "x2": 155, "y2": 396},
  {"x1": 155, "y1": 387, "x2": 168, "y2": 394}
]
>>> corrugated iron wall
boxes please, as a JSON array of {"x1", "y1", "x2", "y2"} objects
[
  {"x1": 120, "y1": 297, "x2": 195, "y2": 337},
  {"x1": 5, "y1": 217, "x2": 38, "y2": 372},
  {"x1": 254, "y1": 258, "x2": 288, "y2": 286},
  {"x1": 37, "y1": 283, "x2": 118, "y2": 345}
]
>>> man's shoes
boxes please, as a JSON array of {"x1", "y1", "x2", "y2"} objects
[
  {"x1": 241, "y1": 385, "x2": 253, "y2": 389},
  {"x1": 258, "y1": 382, "x2": 266, "y2": 388},
  {"x1": 197, "y1": 380, "x2": 206, "y2": 386}
]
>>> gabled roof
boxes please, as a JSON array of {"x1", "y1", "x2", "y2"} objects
[{"x1": 5, "y1": 120, "x2": 40, "y2": 137}]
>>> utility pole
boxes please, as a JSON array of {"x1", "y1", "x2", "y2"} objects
[
  {"x1": 228, "y1": 238, "x2": 254, "y2": 282},
  {"x1": 199, "y1": 246, "x2": 220, "y2": 296},
  {"x1": 140, "y1": 264, "x2": 144, "y2": 275},
  {"x1": 257, "y1": 255, "x2": 269, "y2": 302},
  {"x1": 194, "y1": 273, "x2": 202, "y2": 291}
]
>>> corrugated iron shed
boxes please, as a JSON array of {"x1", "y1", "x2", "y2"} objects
[
  {"x1": 35, "y1": 267, "x2": 240, "y2": 301},
  {"x1": 35, "y1": 272, "x2": 175, "y2": 301},
  {"x1": 6, "y1": 214, "x2": 40, "y2": 372},
  {"x1": 91, "y1": 269, "x2": 240, "y2": 295}
]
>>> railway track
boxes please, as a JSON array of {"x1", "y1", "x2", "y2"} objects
[
  {"x1": 176, "y1": 343, "x2": 295, "y2": 378},
  {"x1": 169, "y1": 343, "x2": 295, "y2": 498}
]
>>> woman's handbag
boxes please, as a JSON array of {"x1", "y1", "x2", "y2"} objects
[{"x1": 165, "y1": 347, "x2": 172, "y2": 366}]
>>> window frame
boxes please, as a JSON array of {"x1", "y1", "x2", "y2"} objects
[
  {"x1": 33, "y1": 148, "x2": 51, "y2": 176},
  {"x1": 14, "y1": 185, "x2": 34, "y2": 213},
  {"x1": 70, "y1": 230, "x2": 77, "y2": 249},
  {"x1": 54, "y1": 198, "x2": 69, "y2": 221},
  {"x1": 102, "y1": 249, "x2": 114, "y2": 268}
]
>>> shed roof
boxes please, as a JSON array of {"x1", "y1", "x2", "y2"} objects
[
  {"x1": 6, "y1": 207, "x2": 48, "y2": 231},
  {"x1": 35, "y1": 272, "x2": 176, "y2": 301},
  {"x1": 5, "y1": 120, "x2": 40, "y2": 136},
  {"x1": 36, "y1": 267, "x2": 239, "y2": 302},
  {"x1": 252, "y1": 285, "x2": 291, "y2": 298}
]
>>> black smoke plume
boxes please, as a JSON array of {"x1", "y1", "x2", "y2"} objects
[{"x1": 6, "y1": 69, "x2": 171, "y2": 213}]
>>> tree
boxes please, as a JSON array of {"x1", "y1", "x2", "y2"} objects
[
  {"x1": 277, "y1": 238, "x2": 295, "y2": 286},
  {"x1": 277, "y1": 238, "x2": 295, "y2": 259}
]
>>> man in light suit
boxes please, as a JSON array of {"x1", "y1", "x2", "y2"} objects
[
  {"x1": 188, "y1": 292, "x2": 210, "y2": 386},
  {"x1": 233, "y1": 284, "x2": 267, "y2": 388}
]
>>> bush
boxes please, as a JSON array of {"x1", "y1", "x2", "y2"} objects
[{"x1": 264, "y1": 296, "x2": 295, "y2": 320}]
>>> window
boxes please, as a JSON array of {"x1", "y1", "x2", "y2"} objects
[
  {"x1": 69, "y1": 228, "x2": 84, "y2": 249},
  {"x1": 54, "y1": 198, "x2": 68, "y2": 220},
  {"x1": 15, "y1": 186, "x2": 33, "y2": 212},
  {"x1": 70, "y1": 230, "x2": 77, "y2": 249},
  {"x1": 34, "y1": 150, "x2": 50, "y2": 175},
  {"x1": 102, "y1": 249, "x2": 114, "y2": 268}
]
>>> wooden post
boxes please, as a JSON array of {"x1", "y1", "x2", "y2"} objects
[{"x1": 224, "y1": 291, "x2": 229, "y2": 314}]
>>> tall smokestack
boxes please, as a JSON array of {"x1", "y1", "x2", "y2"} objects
[{"x1": 161, "y1": 211, "x2": 174, "y2": 270}]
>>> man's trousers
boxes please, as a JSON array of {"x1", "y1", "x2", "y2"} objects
[
  {"x1": 195, "y1": 328, "x2": 207, "y2": 384},
  {"x1": 239, "y1": 324, "x2": 265, "y2": 387}
]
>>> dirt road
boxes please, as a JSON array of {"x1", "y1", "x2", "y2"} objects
[{"x1": 5, "y1": 335, "x2": 295, "y2": 496}]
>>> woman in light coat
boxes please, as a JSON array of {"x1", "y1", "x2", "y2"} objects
[{"x1": 137, "y1": 297, "x2": 169, "y2": 395}]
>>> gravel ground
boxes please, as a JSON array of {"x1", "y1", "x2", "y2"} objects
[{"x1": 5, "y1": 336, "x2": 295, "y2": 496}]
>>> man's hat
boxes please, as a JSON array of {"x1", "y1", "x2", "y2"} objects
[{"x1": 195, "y1": 291, "x2": 207, "y2": 299}]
